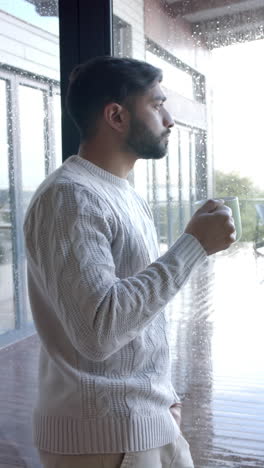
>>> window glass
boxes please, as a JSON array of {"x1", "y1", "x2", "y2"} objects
[
  {"x1": 154, "y1": 155, "x2": 168, "y2": 252},
  {"x1": 168, "y1": 128, "x2": 179, "y2": 202},
  {"x1": 211, "y1": 38, "x2": 264, "y2": 407},
  {"x1": 133, "y1": 159, "x2": 148, "y2": 200},
  {"x1": 0, "y1": 0, "x2": 59, "y2": 34},
  {"x1": 179, "y1": 128, "x2": 191, "y2": 226},
  {"x1": 0, "y1": 1, "x2": 61, "y2": 465},
  {"x1": 113, "y1": 15, "x2": 132, "y2": 58},
  {"x1": 0, "y1": 78, "x2": 15, "y2": 334},
  {"x1": 53, "y1": 92, "x2": 62, "y2": 169},
  {"x1": 19, "y1": 85, "x2": 46, "y2": 212},
  {"x1": 179, "y1": 128, "x2": 190, "y2": 201},
  {"x1": 113, "y1": 1, "x2": 264, "y2": 465},
  {"x1": 146, "y1": 50, "x2": 194, "y2": 99},
  {"x1": 167, "y1": 128, "x2": 180, "y2": 243},
  {"x1": 0, "y1": 0, "x2": 61, "y2": 348}
]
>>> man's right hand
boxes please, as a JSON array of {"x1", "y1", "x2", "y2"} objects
[{"x1": 184, "y1": 199, "x2": 236, "y2": 255}]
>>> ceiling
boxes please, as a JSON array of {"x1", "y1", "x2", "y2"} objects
[
  {"x1": 162, "y1": 0, "x2": 264, "y2": 47},
  {"x1": 25, "y1": 0, "x2": 58, "y2": 16},
  {"x1": 164, "y1": 0, "x2": 264, "y2": 21}
]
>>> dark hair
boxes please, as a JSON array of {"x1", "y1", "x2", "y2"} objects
[{"x1": 66, "y1": 56, "x2": 162, "y2": 140}]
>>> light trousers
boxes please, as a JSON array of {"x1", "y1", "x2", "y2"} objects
[{"x1": 39, "y1": 433, "x2": 194, "y2": 468}]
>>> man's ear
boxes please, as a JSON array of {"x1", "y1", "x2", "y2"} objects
[{"x1": 103, "y1": 102, "x2": 129, "y2": 133}]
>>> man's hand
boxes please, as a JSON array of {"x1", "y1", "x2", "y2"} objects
[
  {"x1": 170, "y1": 402, "x2": 182, "y2": 428},
  {"x1": 185, "y1": 199, "x2": 236, "y2": 255}
]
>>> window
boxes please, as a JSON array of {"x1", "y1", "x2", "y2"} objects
[
  {"x1": 0, "y1": 78, "x2": 15, "y2": 334},
  {"x1": 146, "y1": 50, "x2": 194, "y2": 100},
  {"x1": 146, "y1": 40, "x2": 206, "y2": 103},
  {"x1": 147, "y1": 124, "x2": 206, "y2": 252},
  {"x1": 112, "y1": 0, "x2": 264, "y2": 465},
  {"x1": 143, "y1": 46, "x2": 207, "y2": 252},
  {"x1": 113, "y1": 15, "x2": 132, "y2": 58},
  {"x1": 0, "y1": 2, "x2": 61, "y2": 346},
  {"x1": 0, "y1": 1, "x2": 61, "y2": 464}
]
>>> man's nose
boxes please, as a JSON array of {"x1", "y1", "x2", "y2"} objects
[{"x1": 163, "y1": 109, "x2": 174, "y2": 128}]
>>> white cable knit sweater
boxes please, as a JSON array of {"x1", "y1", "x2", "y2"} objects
[{"x1": 23, "y1": 155, "x2": 206, "y2": 454}]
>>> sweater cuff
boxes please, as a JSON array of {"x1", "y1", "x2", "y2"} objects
[{"x1": 170, "y1": 232, "x2": 207, "y2": 270}]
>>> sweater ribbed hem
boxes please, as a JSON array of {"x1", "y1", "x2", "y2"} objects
[{"x1": 33, "y1": 411, "x2": 179, "y2": 454}]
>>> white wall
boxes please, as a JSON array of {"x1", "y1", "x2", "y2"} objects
[
  {"x1": 0, "y1": 10, "x2": 59, "y2": 80},
  {"x1": 113, "y1": 0, "x2": 145, "y2": 60}
]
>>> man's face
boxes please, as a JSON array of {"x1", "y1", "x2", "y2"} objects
[{"x1": 124, "y1": 82, "x2": 174, "y2": 160}]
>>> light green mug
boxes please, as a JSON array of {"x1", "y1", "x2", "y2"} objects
[{"x1": 194, "y1": 196, "x2": 242, "y2": 242}]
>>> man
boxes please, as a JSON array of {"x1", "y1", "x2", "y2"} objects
[{"x1": 24, "y1": 56, "x2": 235, "y2": 468}]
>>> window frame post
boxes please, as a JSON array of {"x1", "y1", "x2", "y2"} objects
[{"x1": 58, "y1": 0, "x2": 113, "y2": 161}]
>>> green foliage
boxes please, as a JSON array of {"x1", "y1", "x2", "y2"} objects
[
  {"x1": 215, "y1": 170, "x2": 264, "y2": 242},
  {"x1": 215, "y1": 171, "x2": 256, "y2": 198}
]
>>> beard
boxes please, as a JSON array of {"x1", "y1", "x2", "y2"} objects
[{"x1": 124, "y1": 113, "x2": 170, "y2": 160}]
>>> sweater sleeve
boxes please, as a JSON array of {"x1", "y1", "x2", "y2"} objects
[{"x1": 25, "y1": 183, "x2": 206, "y2": 362}]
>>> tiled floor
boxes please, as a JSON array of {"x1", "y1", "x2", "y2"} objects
[{"x1": 0, "y1": 243, "x2": 263, "y2": 467}]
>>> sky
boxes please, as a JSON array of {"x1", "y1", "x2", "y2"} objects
[
  {"x1": 212, "y1": 39, "x2": 264, "y2": 192},
  {"x1": 0, "y1": 0, "x2": 59, "y2": 35}
]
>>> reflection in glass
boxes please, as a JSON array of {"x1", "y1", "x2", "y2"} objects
[{"x1": 0, "y1": 79, "x2": 15, "y2": 333}]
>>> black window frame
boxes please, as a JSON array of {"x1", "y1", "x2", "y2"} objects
[{"x1": 58, "y1": 0, "x2": 113, "y2": 161}]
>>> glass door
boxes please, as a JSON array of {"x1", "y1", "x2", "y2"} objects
[{"x1": 113, "y1": 1, "x2": 264, "y2": 466}]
